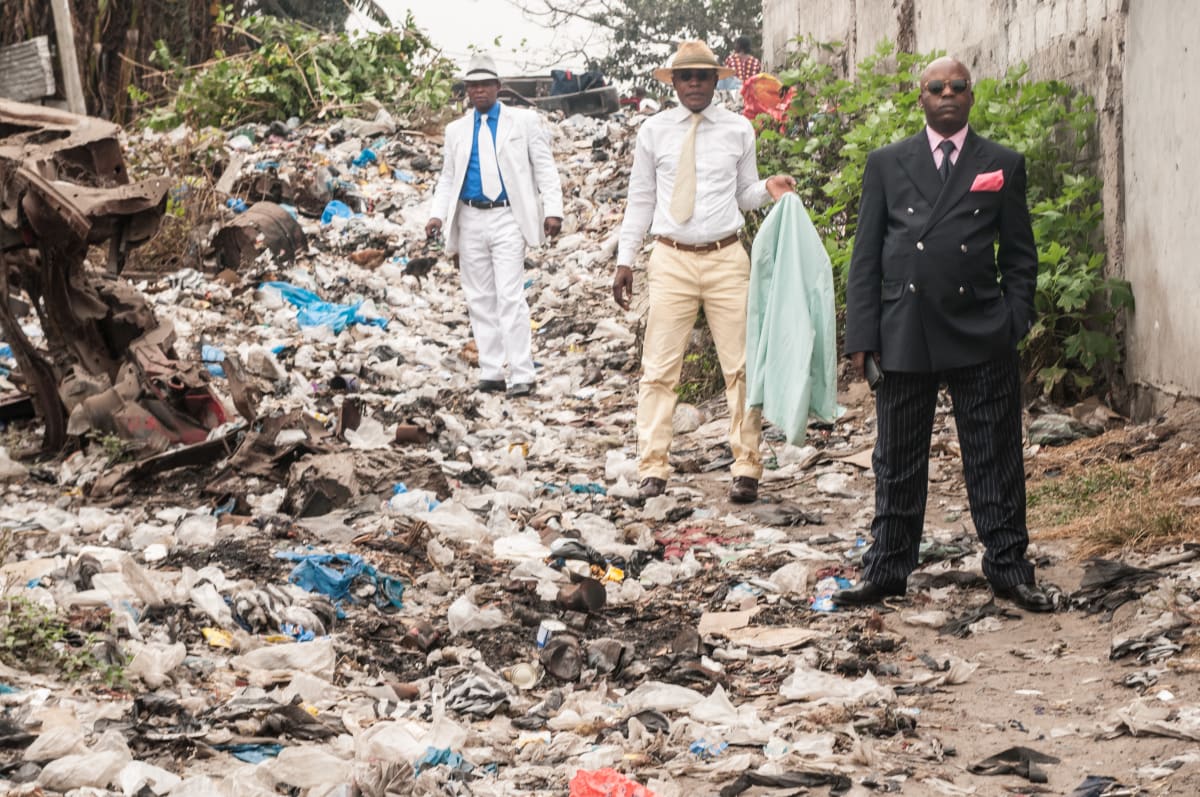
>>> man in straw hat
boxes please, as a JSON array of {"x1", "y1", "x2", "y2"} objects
[
  {"x1": 427, "y1": 53, "x2": 564, "y2": 398},
  {"x1": 613, "y1": 40, "x2": 796, "y2": 504}
]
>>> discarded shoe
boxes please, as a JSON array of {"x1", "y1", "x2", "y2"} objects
[
  {"x1": 507, "y1": 382, "x2": 535, "y2": 398},
  {"x1": 638, "y1": 477, "x2": 666, "y2": 499},
  {"x1": 478, "y1": 379, "x2": 506, "y2": 393},
  {"x1": 729, "y1": 476, "x2": 759, "y2": 503},
  {"x1": 832, "y1": 579, "x2": 906, "y2": 606},
  {"x1": 992, "y1": 582, "x2": 1053, "y2": 613}
]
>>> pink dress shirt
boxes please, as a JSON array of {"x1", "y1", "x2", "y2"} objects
[{"x1": 926, "y1": 124, "x2": 969, "y2": 170}]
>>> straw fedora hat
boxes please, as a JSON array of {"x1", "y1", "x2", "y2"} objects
[{"x1": 653, "y1": 41, "x2": 735, "y2": 84}]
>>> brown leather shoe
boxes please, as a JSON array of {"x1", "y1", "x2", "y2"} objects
[
  {"x1": 729, "y1": 476, "x2": 758, "y2": 504},
  {"x1": 638, "y1": 477, "x2": 666, "y2": 499}
]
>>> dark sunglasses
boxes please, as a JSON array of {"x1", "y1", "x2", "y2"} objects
[
  {"x1": 924, "y1": 78, "x2": 970, "y2": 94},
  {"x1": 675, "y1": 69, "x2": 716, "y2": 83}
]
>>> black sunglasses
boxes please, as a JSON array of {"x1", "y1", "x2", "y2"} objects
[
  {"x1": 675, "y1": 69, "x2": 716, "y2": 82},
  {"x1": 924, "y1": 78, "x2": 970, "y2": 94}
]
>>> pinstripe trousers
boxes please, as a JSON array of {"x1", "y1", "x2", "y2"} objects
[{"x1": 862, "y1": 352, "x2": 1035, "y2": 590}]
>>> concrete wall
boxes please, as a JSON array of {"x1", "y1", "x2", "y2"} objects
[
  {"x1": 1122, "y1": 2, "x2": 1200, "y2": 414},
  {"x1": 762, "y1": 0, "x2": 1200, "y2": 411}
]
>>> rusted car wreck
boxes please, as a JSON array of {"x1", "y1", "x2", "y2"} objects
[{"x1": 0, "y1": 99, "x2": 227, "y2": 454}]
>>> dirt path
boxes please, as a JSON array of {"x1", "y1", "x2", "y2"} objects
[{"x1": 644, "y1": 381, "x2": 1200, "y2": 796}]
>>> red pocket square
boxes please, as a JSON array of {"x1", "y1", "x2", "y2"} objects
[{"x1": 970, "y1": 170, "x2": 1005, "y2": 192}]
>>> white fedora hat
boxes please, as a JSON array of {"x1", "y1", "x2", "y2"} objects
[{"x1": 463, "y1": 53, "x2": 500, "y2": 82}]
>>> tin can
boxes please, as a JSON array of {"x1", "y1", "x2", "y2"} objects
[
  {"x1": 536, "y1": 618, "x2": 565, "y2": 649},
  {"x1": 505, "y1": 661, "x2": 540, "y2": 690}
]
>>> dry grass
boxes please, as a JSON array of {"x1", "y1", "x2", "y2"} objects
[
  {"x1": 123, "y1": 186, "x2": 218, "y2": 275},
  {"x1": 1028, "y1": 410, "x2": 1200, "y2": 558},
  {"x1": 122, "y1": 133, "x2": 224, "y2": 276}
]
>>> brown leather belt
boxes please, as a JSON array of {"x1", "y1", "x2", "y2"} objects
[{"x1": 655, "y1": 233, "x2": 740, "y2": 253}]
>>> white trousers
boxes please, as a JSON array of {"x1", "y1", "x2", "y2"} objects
[{"x1": 455, "y1": 205, "x2": 535, "y2": 384}]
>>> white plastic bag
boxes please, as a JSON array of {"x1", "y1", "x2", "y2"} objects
[{"x1": 446, "y1": 589, "x2": 506, "y2": 635}]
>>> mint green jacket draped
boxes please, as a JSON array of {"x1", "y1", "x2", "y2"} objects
[{"x1": 746, "y1": 193, "x2": 839, "y2": 444}]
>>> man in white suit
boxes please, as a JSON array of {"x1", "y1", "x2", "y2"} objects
[{"x1": 426, "y1": 54, "x2": 564, "y2": 398}]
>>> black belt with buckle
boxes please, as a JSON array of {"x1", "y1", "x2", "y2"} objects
[{"x1": 461, "y1": 198, "x2": 511, "y2": 209}]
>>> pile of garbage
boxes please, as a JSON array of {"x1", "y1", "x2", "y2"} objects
[{"x1": 0, "y1": 99, "x2": 1198, "y2": 797}]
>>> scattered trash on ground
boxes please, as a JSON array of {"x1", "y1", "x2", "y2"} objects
[{"x1": 0, "y1": 91, "x2": 1196, "y2": 797}]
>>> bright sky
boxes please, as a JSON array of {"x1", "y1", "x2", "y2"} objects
[{"x1": 366, "y1": 0, "x2": 605, "y2": 76}]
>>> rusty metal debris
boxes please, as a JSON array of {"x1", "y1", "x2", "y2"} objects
[
  {"x1": 0, "y1": 99, "x2": 228, "y2": 452},
  {"x1": 213, "y1": 200, "x2": 306, "y2": 269}
]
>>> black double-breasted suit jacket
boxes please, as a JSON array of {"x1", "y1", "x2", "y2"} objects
[{"x1": 844, "y1": 129, "x2": 1038, "y2": 372}]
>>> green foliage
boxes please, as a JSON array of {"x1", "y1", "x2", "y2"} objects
[
  {"x1": 755, "y1": 40, "x2": 1132, "y2": 401},
  {"x1": 145, "y1": 12, "x2": 456, "y2": 130},
  {"x1": 515, "y1": 0, "x2": 761, "y2": 86},
  {"x1": 96, "y1": 433, "x2": 135, "y2": 465},
  {"x1": 676, "y1": 312, "x2": 726, "y2": 404},
  {"x1": 601, "y1": 0, "x2": 761, "y2": 85},
  {"x1": 0, "y1": 598, "x2": 125, "y2": 686}
]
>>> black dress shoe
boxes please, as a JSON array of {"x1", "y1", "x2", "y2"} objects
[
  {"x1": 478, "y1": 379, "x2": 506, "y2": 393},
  {"x1": 992, "y1": 582, "x2": 1053, "y2": 613},
  {"x1": 507, "y1": 382, "x2": 536, "y2": 398},
  {"x1": 832, "y1": 580, "x2": 906, "y2": 606},
  {"x1": 729, "y1": 476, "x2": 759, "y2": 504},
  {"x1": 638, "y1": 477, "x2": 666, "y2": 499}
]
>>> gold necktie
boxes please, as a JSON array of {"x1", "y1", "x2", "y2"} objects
[{"x1": 669, "y1": 113, "x2": 702, "y2": 224}]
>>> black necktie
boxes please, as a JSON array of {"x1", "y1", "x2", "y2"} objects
[{"x1": 938, "y1": 139, "x2": 956, "y2": 183}]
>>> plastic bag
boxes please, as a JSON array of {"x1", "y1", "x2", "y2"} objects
[
  {"x1": 446, "y1": 589, "x2": 506, "y2": 635},
  {"x1": 260, "y1": 281, "x2": 387, "y2": 333},
  {"x1": 126, "y1": 641, "x2": 187, "y2": 688},
  {"x1": 741, "y1": 73, "x2": 796, "y2": 123},
  {"x1": 231, "y1": 637, "x2": 336, "y2": 680},
  {"x1": 569, "y1": 768, "x2": 657, "y2": 797},
  {"x1": 266, "y1": 746, "x2": 352, "y2": 789},
  {"x1": 39, "y1": 750, "x2": 130, "y2": 791}
]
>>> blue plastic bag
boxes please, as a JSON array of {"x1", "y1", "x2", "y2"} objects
[
  {"x1": 351, "y1": 148, "x2": 377, "y2": 167},
  {"x1": 201, "y1": 344, "x2": 226, "y2": 377},
  {"x1": 320, "y1": 200, "x2": 353, "y2": 225},
  {"x1": 260, "y1": 281, "x2": 387, "y2": 333},
  {"x1": 276, "y1": 550, "x2": 405, "y2": 610},
  {"x1": 214, "y1": 743, "x2": 283, "y2": 764}
]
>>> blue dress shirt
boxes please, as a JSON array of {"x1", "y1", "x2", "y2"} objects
[{"x1": 459, "y1": 104, "x2": 509, "y2": 202}]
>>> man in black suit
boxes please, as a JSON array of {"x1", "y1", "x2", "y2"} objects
[{"x1": 837, "y1": 56, "x2": 1051, "y2": 613}]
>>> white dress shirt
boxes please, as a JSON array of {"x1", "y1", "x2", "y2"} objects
[{"x1": 617, "y1": 104, "x2": 770, "y2": 267}]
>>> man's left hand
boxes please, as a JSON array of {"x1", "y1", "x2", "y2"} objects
[
  {"x1": 766, "y1": 175, "x2": 797, "y2": 200},
  {"x1": 544, "y1": 217, "x2": 563, "y2": 237}
]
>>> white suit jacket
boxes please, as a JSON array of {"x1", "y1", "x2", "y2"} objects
[{"x1": 429, "y1": 103, "x2": 564, "y2": 255}]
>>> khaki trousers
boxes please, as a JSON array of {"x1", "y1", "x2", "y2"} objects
[{"x1": 636, "y1": 242, "x2": 763, "y2": 481}]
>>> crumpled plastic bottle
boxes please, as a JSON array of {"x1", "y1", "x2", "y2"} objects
[{"x1": 811, "y1": 575, "x2": 852, "y2": 612}]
